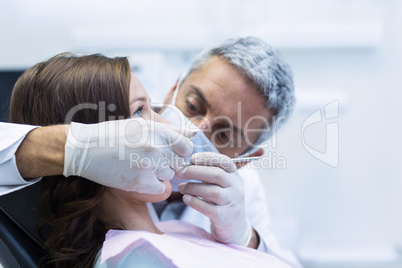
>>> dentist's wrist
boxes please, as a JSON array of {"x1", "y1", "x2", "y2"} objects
[
  {"x1": 247, "y1": 228, "x2": 260, "y2": 249},
  {"x1": 16, "y1": 125, "x2": 68, "y2": 179}
]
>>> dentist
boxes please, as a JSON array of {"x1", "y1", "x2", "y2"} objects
[{"x1": 153, "y1": 37, "x2": 300, "y2": 267}]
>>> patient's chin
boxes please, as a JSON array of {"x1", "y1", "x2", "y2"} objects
[{"x1": 134, "y1": 180, "x2": 172, "y2": 203}]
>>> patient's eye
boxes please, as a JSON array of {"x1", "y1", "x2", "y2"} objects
[{"x1": 132, "y1": 105, "x2": 144, "y2": 117}]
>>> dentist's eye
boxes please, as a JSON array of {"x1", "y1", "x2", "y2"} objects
[
  {"x1": 217, "y1": 132, "x2": 230, "y2": 142},
  {"x1": 212, "y1": 124, "x2": 237, "y2": 147},
  {"x1": 186, "y1": 100, "x2": 197, "y2": 112},
  {"x1": 185, "y1": 95, "x2": 206, "y2": 117},
  {"x1": 216, "y1": 131, "x2": 235, "y2": 147},
  {"x1": 133, "y1": 105, "x2": 144, "y2": 117}
]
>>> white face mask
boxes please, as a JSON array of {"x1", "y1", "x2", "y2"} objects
[
  {"x1": 153, "y1": 74, "x2": 219, "y2": 191},
  {"x1": 159, "y1": 104, "x2": 219, "y2": 191}
]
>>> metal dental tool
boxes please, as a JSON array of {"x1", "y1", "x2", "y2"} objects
[{"x1": 182, "y1": 156, "x2": 261, "y2": 167}]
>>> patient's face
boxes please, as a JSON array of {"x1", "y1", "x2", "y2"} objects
[
  {"x1": 108, "y1": 73, "x2": 172, "y2": 203},
  {"x1": 172, "y1": 56, "x2": 271, "y2": 158}
]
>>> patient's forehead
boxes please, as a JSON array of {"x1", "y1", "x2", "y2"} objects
[{"x1": 129, "y1": 73, "x2": 149, "y2": 102}]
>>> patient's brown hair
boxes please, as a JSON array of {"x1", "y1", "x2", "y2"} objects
[{"x1": 9, "y1": 53, "x2": 132, "y2": 268}]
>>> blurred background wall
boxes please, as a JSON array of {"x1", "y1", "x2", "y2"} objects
[{"x1": 0, "y1": 0, "x2": 401, "y2": 267}]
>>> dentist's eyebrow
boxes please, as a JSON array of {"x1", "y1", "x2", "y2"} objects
[{"x1": 190, "y1": 86, "x2": 212, "y2": 109}]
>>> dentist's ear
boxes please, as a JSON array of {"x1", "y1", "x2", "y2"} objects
[
  {"x1": 235, "y1": 148, "x2": 264, "y2": 169},
  {"x1": 164, "y1": 77, "x2": 180, "y2": 104}
]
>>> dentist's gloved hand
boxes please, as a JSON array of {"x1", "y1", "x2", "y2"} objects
[
  {"x1": 177, "y1": 152, "x2": 254, "y2": 247},
  {"x1": 63, "y1": 118, "x2": 193, "y2": 194}
]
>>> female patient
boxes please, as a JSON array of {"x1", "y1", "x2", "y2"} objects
[{"x1": 10, "y1": 53, "x2": 289, "y2": 268}]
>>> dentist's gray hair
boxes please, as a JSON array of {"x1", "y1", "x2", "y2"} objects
[{"x1": 183, "y1": 36, "x2": 295, "y2": 148}]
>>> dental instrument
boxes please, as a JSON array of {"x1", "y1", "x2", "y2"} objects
[{"x1": 182, "y1": 156, "x2": 261, "y2": 167}]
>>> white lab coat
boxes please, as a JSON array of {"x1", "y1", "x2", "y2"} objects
[
  {"x1": 148, "y1": 167, "x2": 301, "y2": 267},
  {"x1": 0, "y1": 122, "x2": 40, "y2": 196}
]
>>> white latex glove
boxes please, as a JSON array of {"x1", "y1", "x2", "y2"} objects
[
  {"x1": 177, "y1": 152, "x2": 253, "y2": 246},
  {"x1": 63, "y1": 118, "x2": 193, "y2": 194}
]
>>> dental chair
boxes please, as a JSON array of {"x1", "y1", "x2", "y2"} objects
[
  {"x1": 0, "y1": 181, "x2": 46, "y2": 268},
  {"x1": 0, "y1": 72, "x2": 46, "y2": 267}
]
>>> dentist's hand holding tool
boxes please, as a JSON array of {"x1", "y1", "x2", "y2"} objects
[
  {"x1": 176, "y1": 152, "x2": 254, "y2": 247},
  {"x1": 63, "y1": 118, "x2": 193, "y2": 194}
]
